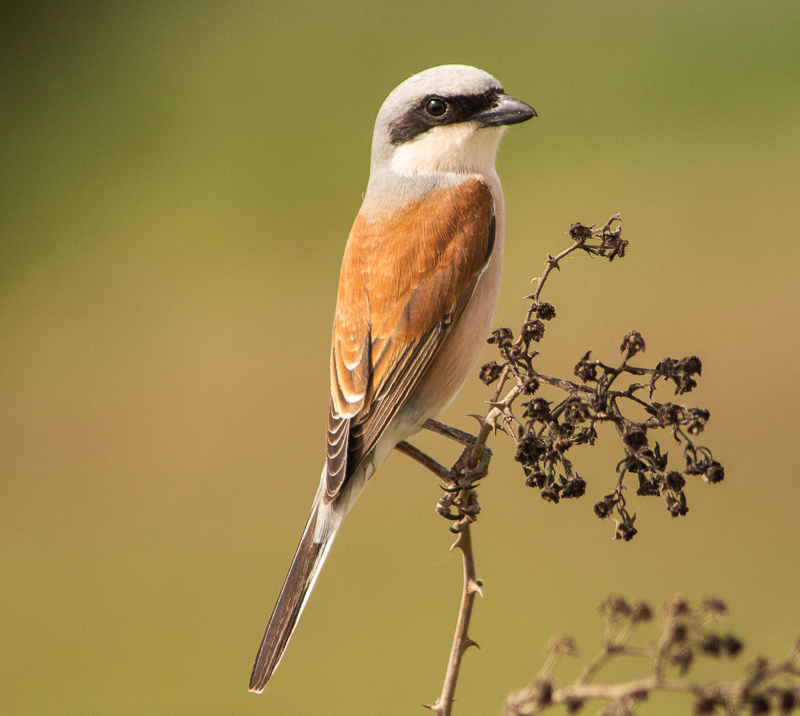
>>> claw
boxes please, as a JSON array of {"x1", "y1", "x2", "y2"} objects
[{"x1": 438, "y1": 511, "x2": 460, "y2": 521}]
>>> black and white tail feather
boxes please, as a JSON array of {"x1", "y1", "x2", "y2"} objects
[
  {"x1": 248, "y1": 474, "x2": 346, "y2": 693},
  {"x1": 250, "y1": 470, "x2": 363, "y2": 693}
]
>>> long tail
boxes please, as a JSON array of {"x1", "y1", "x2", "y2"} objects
[{"x1": 249, "y1": 489, "x2": 339, "y2": 692}]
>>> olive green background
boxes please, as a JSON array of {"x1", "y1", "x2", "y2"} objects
[{"x1": 2, "y1": 2, "x2": 799, "y2": 714}]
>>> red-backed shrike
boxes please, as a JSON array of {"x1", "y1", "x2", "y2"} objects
[{"x1": 249, "y1": 65, "x2": 535, "y2": 692}]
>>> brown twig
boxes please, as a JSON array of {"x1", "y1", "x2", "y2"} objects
[
  {"x1": 396, "y1": 426, "x2": 490, "y2": 715},
  {"x1": 423, "y1": 522, "x2": 483, "y2": 716}
]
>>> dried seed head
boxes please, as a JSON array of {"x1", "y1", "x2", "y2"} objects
[
  {"x1": 594, "y1": 496, "x2": 616, "y2": 519},
  {"x1": 656, "y1": 403, "x2": 682, "y2": 427},
  {"x1": 620, "y1": 331, "x2": 646, "y2": 358},
  {"x1": 680, "y1": 355, "x2": 703, "y2": 376},
  {"x1": 666, "y1": 492, "x2": 689, "y2": 517},
  {"x1": 523, "y1": 397, "x2": 552, "y2": 422},
  {"x1": 747, "y1": 694, "x2": 770, "y2": 714},
  {"x1": 623, "y1": 426, "x2": 649, "y2": 450},
  {"x1": 695, "y1": 695, "x2": 720, "y2": 715},
  {"x1": 565, "y1": 697, "x2": 584, "y2": 714},
  {"x1": 615, "y1": 521, "x2": 638, "y2": 541},
  {"x1": 701, "y1": 598, "x2": 728, "y2": 621},
  {"x1": 636, "y1": 474, "x2": 661, "y2": 497},
  {"x1": 686, "y1": 408, "x2": 710, "y2": 435},
  {"x1": 564, "y1": 400, "x2": 590, "y2": 425},
  {"x1": 561, "y1": 475, "x2": 587, "y2": 499},
  {"x1": 631, "y1": 601, "x2": 653, "y2": 622},
  {"x1": 487, "y1": 327, "x2": 514, "y2": 347},
  {"x1": 698, "y1": 634, "x2": 723, "y2": 658},
  {"x1": 541, "y1": 484, "x2": 562, "y2": 503},
  {"x1": 600, "y1": 595, "x2": 631, "y2": 617},
  {"x1": 479, "y1": 361, "x2": 503, "y2": 385},
  {"x1": 703, "y1": 461, "x2": 725, "y2": 484},
  {"x1": 515, "y1": 432, "x2": 546, "y2": 466},
  {"x1": 547, "y1": 634, "x2": 578, "y2": 657},
  {"x1": 525, "y1": 469, "x2": 547, "y2": 488},
  {"x1": 536, "y1": 302, "x2": 556, "y2": 321},
  {"x1": 574, "y1": 351, "x2": 598, "y2": 383},
  {"x1": 521, "y1": 376, "x2": 540, "y2": 395},
  {"x1": 722, "y1": 634, "x2": 743, "y2": 658},
  {"x1": 777, "y1": 689, "x2": 797, "y2": 713},
  {"x1": 569, "y1": 222, "x2": 594, "y2": 242},
  {"x1": 666, "y1": 594, "x2": 690, "y2": 617},
  {"x1": 521, "y1": 319, "x2": 546, "y2": 343},
  {"x1": 665, "y1": 471, "x2": 686, "y2": 492}
]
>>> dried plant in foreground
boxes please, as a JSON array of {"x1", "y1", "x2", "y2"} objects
[
  {"x1": 395, "y1": 215, "x2": 729, "y2": 715},
  {"x1": 503, "y1": 596, "x2": 800, "y2": 715}
]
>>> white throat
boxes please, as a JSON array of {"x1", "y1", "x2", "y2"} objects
[{"x1": 389, "y1": 123, "x2": 506, "y2": 177}]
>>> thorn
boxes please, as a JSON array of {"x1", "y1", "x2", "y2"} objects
[
  {"x1": 468, "y1": 578, "x2": 484, "y2": 597},
  {"x1": 546, "y1": 253, "x2": 561, "y2": 270},
  {"x1": 469, "y1": 413, "x2": 489, "y2": 429},
  {"x1": 482, "y1": 411, "x2": 507, "y2": 437},
  {"x1": 491, "y1": 421, "x2": 510, "y2": 437},
  {"x1": 450, "y1": 531, "x2": 468, "y2": 552},
  {"x1": 464, "y1": 637, "x2": 481, "y2": 650}
]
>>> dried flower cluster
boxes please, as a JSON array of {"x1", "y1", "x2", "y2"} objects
[
  {"x1": 477, "y1": 216, "x2": 724, "y2": 539},
  {"x1": 503, "y1": 596, "x2": 800, "y2": 715}
]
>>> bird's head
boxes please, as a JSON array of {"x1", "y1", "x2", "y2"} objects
[{"x1": 370, "y1": 65, "x2": 536, "y2": 178}]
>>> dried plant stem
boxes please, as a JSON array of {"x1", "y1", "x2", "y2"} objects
[
  {"x1": 505, "y1": 662, "x2": 800, "y2": 714},
  {"x1": 396, "y1": 422, "x2": 489, "y2": 716},
  {"x1": 424, "y1": 519, "x2": 482, "y2": 716}
]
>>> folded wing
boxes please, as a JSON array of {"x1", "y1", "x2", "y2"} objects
[{"x1": 326, "y1": 178, "x2": 496, "y2": 503}]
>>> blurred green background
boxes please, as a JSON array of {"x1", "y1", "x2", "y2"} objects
[{"x1": 2, "y1": 2, "x2": 799, "y2": 714}]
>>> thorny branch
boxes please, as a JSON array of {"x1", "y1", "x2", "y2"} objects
[
  {"x1": 503, "y1": 596, "x2": 800, "y2": 715},
  {"x1": 422, "y1": 524, "x2": 483, "y2": 716},
  {"x1": 397, "y1": 425, "x2": 490, "y2": 716},
  {"x1": 395, "y1": 215, "x2": 729, "y2": 715}
]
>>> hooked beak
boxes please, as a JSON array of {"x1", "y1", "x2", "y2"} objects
[{"x1": 474, "y1": 95, "x2": 537, "y2": 128}]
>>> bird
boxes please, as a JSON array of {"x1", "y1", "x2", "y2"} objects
[{"x1": 249, "y1": 64, "x2": 535, "y2": 692}]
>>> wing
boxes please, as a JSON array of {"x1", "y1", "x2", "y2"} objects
[{"x1": 325, "y1": 178, "x2": 496, "y2": 503}]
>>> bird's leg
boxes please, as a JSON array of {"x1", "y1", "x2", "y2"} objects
[
  {"x1": 423, "y1": 418, "x2": 493, "y2": 479},
  {"x1": 394, "y1": 441, "x2": 462, "y2": 521},
  {"x1": 394, "y1": 440, "x2": 457, "y2": 486},
  {"x1": 421, "y1": 418, "x2": 477, "y2": 447},
  {"x1": 396, "y1": 419, "x2": 493, "y2": 532}
]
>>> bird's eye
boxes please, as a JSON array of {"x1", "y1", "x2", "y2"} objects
[{"x1": 425, "y1": 98, "x2": 448, "y2": 117}]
